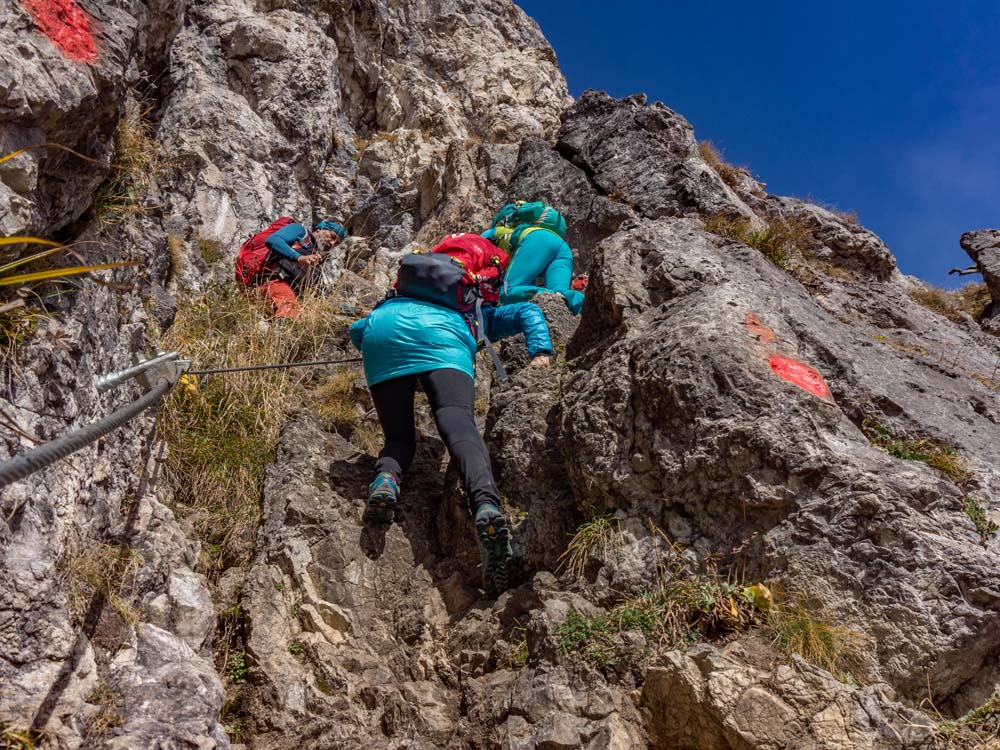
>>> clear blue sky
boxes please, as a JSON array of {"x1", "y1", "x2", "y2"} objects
[{"x1": 517, "y1": 0, "x2": 1000, "y2": 287}]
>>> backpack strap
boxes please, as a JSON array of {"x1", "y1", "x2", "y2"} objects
[{"x1": 474, "y1": 297, "x2": 508, "y2": 382}]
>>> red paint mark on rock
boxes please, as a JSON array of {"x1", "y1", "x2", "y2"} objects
[
  {"x1": 744, "y1": 311, "x2": 779, "y2": 345},
  {"x1": 21, "y1": 0, "x2": 98, "y2": 63},
  {"x1": 769, "y1": 353, "x2": 833, "y2": 401}
]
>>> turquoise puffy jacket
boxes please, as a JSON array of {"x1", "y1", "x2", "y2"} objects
[{"x1": 349, "y1": 298, "x2": 553, "y2": 386}]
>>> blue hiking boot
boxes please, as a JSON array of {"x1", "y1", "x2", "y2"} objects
[
  {"x1": 363, "y1": 472, "x2": 399, "y2": 524},
  {"x1": 474, "y1": 503, "x2": 512, "y2": 595}
]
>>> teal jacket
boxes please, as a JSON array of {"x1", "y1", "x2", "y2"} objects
[{"x1": 349, "y1": 298, "x2": 553, "y2": 385}]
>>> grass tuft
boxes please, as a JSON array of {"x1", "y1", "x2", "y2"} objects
[
  {"x1": 92, "y1": 95, "x2": 161, "y2": 225},
  {"x1": 0, "y1": 726, "x2": 39, "y2": 750},
  {"x1": 311, "y1": 368, "x2": 359, "y2": 434},
  {"x1": 556, "y1": 550, "x2": 760, "y2": 671},
  {"x1": 908, "y1": 283, "x2": 990, "y2": 324},
  {"x1": 82, "y1": 684, "x2": 124, "y2": 742},
  {"x1": 61, "y1": 543, "x2": 144, "y2": 626},
  {"x1": 964, "y1": 497, "x2": 999, "y2": 546},
  {"x1": 558, "y1": 514, "x2": 620, "y2": 579},
  {"x1": 157, "y1": 284, "x2": 346, "y2": 576},
  {"x1": 198, "y1": 237, "x2": 223, "y2": 265},
  {"x1": 937, "y1": 694, "x2": 1000, "y2": 749},
  {"x1": 766, "y1": 601, "x2": 865, "y2": 681},
  {"x1": 698, "y1": 141, "x2": 749, "y2": 192},
  {"x1": 863, "y1": 420, "x2": 970, "y2": 486},
  {"x1": 703, "y1": 213, "x2": 814, "y2": 270}
]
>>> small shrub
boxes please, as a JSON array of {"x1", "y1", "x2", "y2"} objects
[
  {"x1": 227, "y1": 650, "x2": 249, "y2": 684},
  {"x1": 908, "y1": 283, "x2": 990, "y2": 324},
  {"x1": 558, "y1": 514, "x2": 621, "y2": 579},
  {"x1": 964, "y1": 497, "x2": 999, "y2": 545},
  {"x1": 937, "y1": 694, "x2": 999, "y2": 749},
  {"x1": 698, "y1": 141, "x2": 747, "y2": 192},
  {"x1": 288, "y1": 641, "x2": 304, "y2": 656},
  {"x1": 766, "y1": 601, "x2": 865, "y2": 681}
]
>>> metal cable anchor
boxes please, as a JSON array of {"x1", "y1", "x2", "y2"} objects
[{"x1": 96, "y1": 351, "x2": 188, "y2": 392}]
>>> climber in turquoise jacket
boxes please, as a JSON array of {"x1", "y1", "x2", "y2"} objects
[
  {"x1": 349, "y1": 296, "x2": 551, "y2": 596},
  {"x1": 481, "y1": 227, "x2": 585, "y2": 315},
  {"x1": 349, "y1": 297, "x2": 553, "y2": 385}
]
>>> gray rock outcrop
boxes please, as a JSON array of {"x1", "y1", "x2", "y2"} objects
[{"x1": 961, "y1": 228, "x2": 1000, "y2": 329}]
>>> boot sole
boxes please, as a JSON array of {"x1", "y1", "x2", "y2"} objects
[
  {"x1": 476, "y1": 514, "x2": 512, "y2": 595},
  {"x1": 362, "y1": 494, "x2": 396, "y2": 525}
]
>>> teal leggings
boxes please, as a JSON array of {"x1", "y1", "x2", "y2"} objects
[{"x1": 500, "y1": 231, "x2": 584, "y2": 314}]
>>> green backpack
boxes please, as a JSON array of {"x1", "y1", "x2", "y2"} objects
[{"x1": 490, "y1": 201, "x2": 567, "y2": 238}]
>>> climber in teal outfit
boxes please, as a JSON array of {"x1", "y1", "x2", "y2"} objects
[
  {"x1": 349, "y1": 295, "x2": 552, "y2": 594},
  {"x1": 481, "y1": 226, "x2": 585, "y2": 314}
]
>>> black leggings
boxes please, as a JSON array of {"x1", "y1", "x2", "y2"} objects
[{"x1": 370, "y1": 368, "x2": 500, "y2": 512}]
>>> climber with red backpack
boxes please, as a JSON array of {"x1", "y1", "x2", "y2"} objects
[
  {"x1": 348, "y1": 233, "x2": 553, "y2": 595},
  {"x1": 482, "y1": 201, "x2": 585, "y2": 314},
  {"x1": 234, "y1": 217, "x2": 347, "y2": 319}
]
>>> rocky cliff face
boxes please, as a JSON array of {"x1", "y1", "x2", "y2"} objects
[{"x1": 1, "y1": 1, "x2": 998, "y2": 749}]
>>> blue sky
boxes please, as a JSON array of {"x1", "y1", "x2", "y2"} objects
[{"x1": 517, "y1": 0, "x2": 1000, "y2": 287}]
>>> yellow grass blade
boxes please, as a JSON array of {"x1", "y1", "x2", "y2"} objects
[
  {"x1": 0, "y1": 237, "x2": 62, "y2": 248},
  {"x1": 0, "y1": 143, "x2": 98, "y2": 166},
  {"x1": 0, "y1": 246, "x2": 66, "y2": 275},
  {"x1": 0, "y1": 261, "x2": 139, "y2": 286}
]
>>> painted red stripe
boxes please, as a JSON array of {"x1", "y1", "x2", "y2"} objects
[
  {"x1": 769, "y1": 353, "x2": 833, "y2": 401},
  {"x1": 20, "y1": 0, "x2": 97, "y2": 63}
]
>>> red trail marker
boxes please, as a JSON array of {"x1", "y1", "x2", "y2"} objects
[{"x1": 21, "y1": 0, "x2": 98, "y2": 63}]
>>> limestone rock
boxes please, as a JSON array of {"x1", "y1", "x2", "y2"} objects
[
  {"x1": 642, "y1": 644, "x2": 936, "y2": 750},
  {"x1": 561, "y1": 217, "x2": 1000, "y2": 707},
  {"x1": 961, "y1": 228, "x2": 1000, "y2": 324}
]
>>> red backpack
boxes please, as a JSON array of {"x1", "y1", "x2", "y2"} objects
[
  {"x1": 234, "y1": 216, "x2": 294, "y2": 285},
  {"x1": 400, "y1": 233, "x2": 508, "y2": 304},
  {"x1": 388, "y1": 233, "x2": 511, "y2": 378}
]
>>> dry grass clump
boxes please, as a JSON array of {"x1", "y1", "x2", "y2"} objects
[
  {"x1": 157, "y1": 284, "x2": 346, "y2": 575},
  {"x1": 556, "y1": 557, "x2": 758, "y2": 671},
  {"x1": 558, "y1": 514, "x2": 621, "y2": 579},
  {"x1": 82, "y1": 684, "x2": 124, "y2": 742},
  {"x1": 766, "y1": 601, "x2": 866, "y2": 681},
  {"x1": 61, "y1": 542, "x2": 144, "y2": 626},
  {"x1": 908, "y1": 283, "x2": 990, "y2": 323},
  {"x1": 698, "y1": 141, "x2": 747, "y2": 192},
  {"x1": 311, "y1": 367, "x2": 360, "y2": 434},
  {"x1": 704, "y1": 212, "x2": 815, "y2": 269},
  {"x1": 93, "y1": 95, "x2": 162, "y2": 224},
  {"x1": 863, "y1": 420, "x2": 970, "y2": 486},
  {"x1": 0, "y1": 725, "x2": 39, "y2": 749}
]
